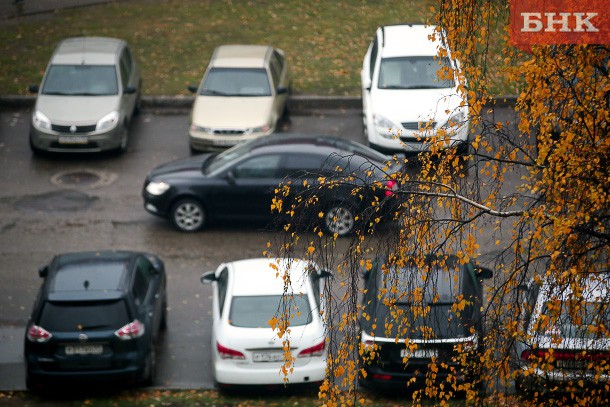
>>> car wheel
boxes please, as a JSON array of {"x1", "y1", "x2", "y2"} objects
[
  {"x1": 144, "y1": 344, "x2": 157, "y2": 386},
  {"x1": 323, "y1": 204, "x2": 356, "y2": 237},
  {"x1": 171, "y1": 198, "x2": 206, "y2": 232}
]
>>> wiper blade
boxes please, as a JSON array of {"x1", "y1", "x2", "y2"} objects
[{"x1": 201, "y1": 89, "x2": 229, "y2": 96}]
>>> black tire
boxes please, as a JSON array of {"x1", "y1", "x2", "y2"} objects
[
  {"x1": 144, "y1": 345, "x2": 157, "y2": 386},
  {"x1": 322, "y1": 204, "x2": 356, "y2": 237},
  {"x1": 171, "y1": 198, "x2": 206, "y2": 232}
]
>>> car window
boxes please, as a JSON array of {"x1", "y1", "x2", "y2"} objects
[
  {"x1": 229, "y1": 294, "x2": 312, "y2": 328},
  {"x1": 217, "y1": 267, "x2": 229, "y2": 316},
  {"x1": 535, "y1": 299, "x2": 610, "y2": 339},
  {"x1": 119, "y1": 49, "x2": 131, "y2": 88},
  {"x1": 369, "y1": 36, "x2": 378, "y2": 82},
  {"x1": 233, "y1": 154, "x2": 282, "y2": 179},
  {"x1": 309, "y1": 268, "x2": 321, "y2": 310},
  {"x1": 279, "y1": 153, "x2": 326, "y2": 179},
  {"x1": 51, "y1": 262, "x2": 126, "y2": 292},
  {"x1": 132, "y1": 258, "x2": 153, "y2": 306},
  {"x1": 201, "y1": 68, "x2": 271, "y2": 97},
  {"x1": 377, "y1": 56, "x2": 454, "y2": 90},
  {"x1": 42, "y1": 65, "x2": 119, "y2": 96},
  {"x1": 39, "y1": 300, "x2": 130, "y2": 331},
  {"x1": 269, "y1": 51, "x2": 284, "y2": 88}
]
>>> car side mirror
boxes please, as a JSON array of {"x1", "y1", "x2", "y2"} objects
[
  {"x1": 123, "y1": 86, "x2": 137, "y2": 95},
  {"x1": 187, "y1": 85, "x2": 198, "y2": 94},
  {"x1": 316, "y1": 269, "x2": 333, "y2": 279},
  {"x1": 200, "y1": 271, "x2": 216, "y2": 284},
  {"x1": 276, "y1": 87, "x2": 288, "y2": 95},
  {"x1": 28, "y1": 85, "x2": 39, "y2": 94},
  {"x1": 475, "y1": 266, "x2": 493, "y2": 280},
  {"x1": 38, "y1": 265, "x2": 48, "y2": 278},
  {"x1": 225, "y1": 170, "x2": 236, "y2": 185}
]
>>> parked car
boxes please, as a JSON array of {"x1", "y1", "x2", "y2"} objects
[
  {"x1": 514, "y1": 272, "x2": 610, "y2": 393},
  {"x1": 142, "y1": 133, "x2": 401, "y2": 236},
  {"x1": 200, "y1": 257, "x2": 330, "y2": 387},
  {"x1": 24, "y1": 251, "x2": 167, "y2": 390},
  {"x1": 187, "y1": 44, "x2": 290, "y2": 153},
  {"x1": 361, "y1": 24, "x2": 469, "y2": 154},
  {"x1": 28, "y1": 37, "x2": 141, "y2": 154},
  {"x1": 358, "y1": 254, "x2": 493, "y2": 390}
]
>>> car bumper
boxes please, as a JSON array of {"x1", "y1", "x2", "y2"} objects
[
  {"x1": 26, "y1": 359, "x2": 148, "y2": 387},
  {"x1": 29, "y1": 125, "x2": 124, "y2": 153},
  {"x1": 517, "y1": 366, "x2": 610, "y2": 389},
  {"x1": 189, "y1": 129, "x2": 273, "y2": 152},
  {"x1": 367, "y1": 124, "x2": 469, "y2": 153},
  {"x1": 360, "y1": 363, "x2": 470, "y2": 390},
  {"x1": 215, "y1": 359, "x2": 326, "y2": 386}
]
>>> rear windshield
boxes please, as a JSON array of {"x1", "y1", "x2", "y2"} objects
[
  {"x1": 42, "y1": 65, "x2": 119, "y2": 96},
  {"x1": 536, "y1": 300, "x2": 610, "y2": 339},
  {"x1": 39, "y1": 300, "x2": 130, "y2": 332},
  {"x1": 229, "y1": 295, "x2": 312, "y2": 328}
]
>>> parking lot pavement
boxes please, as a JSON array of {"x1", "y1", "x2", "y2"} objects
[
  {"x1": 0, "y1": 0, "x2": 116, "y2": 21},
  {"x1": 0, "y1": 326, "x2": 23, "y2": 391}
]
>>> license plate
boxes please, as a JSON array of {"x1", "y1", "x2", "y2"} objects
[
  {"x1": 58, "y1": 136, "x2": 88, "y2": 144},
  {"x1": 252, "y1": 352, "x2": 284, "y2": 362},
  {"x1": 64, "y1": 344, "x2": 103, "y2": 355},
  {"x1": 400, "y1": 348, "x2": 438, "y2": 359},
  {"x1": 556, "y1": 360, "x2": 588, "y2": 370},
  {"x1": 212, "y1": 138, "x2": 238, "y2": 146}
]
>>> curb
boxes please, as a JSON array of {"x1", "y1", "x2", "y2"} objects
[{"x1": 0, "y1": 94, "x2": 518, "y2": 111}]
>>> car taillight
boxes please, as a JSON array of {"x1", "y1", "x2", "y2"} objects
[
  {"x1": 27, "y1": 325, "x2": 52, "y2": 343},
  {"x1": 384, "y1": 180, "x2": 397, "y2": 197},
  {"x1": 522, "y1": 349, "x2": 610, "y2": 362},
  {"x1": 298, "y1": 341, "x2": 325, "y2": 358},
  {"x1": 114, "y1": 320, "x2": 145, "y2": 340},
  {"x1": 217, "y1": 342, "x2": 246, "y2": 360}
]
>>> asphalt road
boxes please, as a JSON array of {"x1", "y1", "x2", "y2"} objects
[
  {"x1": 0, "y1": 104, "x2": 521, "y2": 392},
  {"x1": 0, "y1": 105, "x2": 369, "y2": 391}
]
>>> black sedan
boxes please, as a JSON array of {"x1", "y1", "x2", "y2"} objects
[
  {"x1": 24, "y1": 251, "x2": 167, "y2": 390},
  {"x1": 142, "y1": 134, "x2": 402, "y2": 236}
]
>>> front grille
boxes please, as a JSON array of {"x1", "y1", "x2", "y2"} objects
[
  {"x1": 51, "y1": 124, "x2": 97, "y2": 134},
  {"x1": 213, "y1": 129, "x2": 244, "y2": 135},
  {"x1": 49, "y1": 141, "x2": 99, "y2": 150},
  {"x1": 401, "y1": 121, "x2": 437, "y2": 131}
]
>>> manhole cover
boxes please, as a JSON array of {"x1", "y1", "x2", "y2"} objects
[{"x1": 50, "y1": 169, "x2": 117, "y2": 188}]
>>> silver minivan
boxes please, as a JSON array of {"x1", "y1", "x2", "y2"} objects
[{"x1": 29, "y1": 37, "x2": 141, "y2": 154}]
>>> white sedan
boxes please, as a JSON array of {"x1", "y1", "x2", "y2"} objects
[{"x1": 200, "y1": 258, "x2": 330, "y2": 388}]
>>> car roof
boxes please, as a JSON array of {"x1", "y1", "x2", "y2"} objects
[
  {"x1": 378, "y1": 24, "x2": 441, "y2": 58},
  {"x1": 51, "y1": 37, "x2": 125, "y2": 65},
  {"x1": 542, "y1": 272, "x2": 610, "y2": 301},
  {"x1": 227, "y1": 258, "x2": 312, "y2": 296},
  {"x1": 210, "y1": 45, "x2": 273, "y2": 68},
  {"x1": 45, "y1": 251, "x2": 139, "y2": 301}
]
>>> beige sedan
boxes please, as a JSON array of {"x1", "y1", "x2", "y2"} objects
[{"x1": 188, "y1": 45, "x2": 290, "y2": 153}]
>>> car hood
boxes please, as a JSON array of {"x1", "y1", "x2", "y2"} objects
[
  {"x1": 191, "y1": 96, "x2": 275, "y2": 128},
  {"x1": 370, "y1": 87, "x2": 463, "y2": 126},
  {"x1": 35, "y1": 95, "x2": 121, "y2": 124},
  {"x1": 148, "y1": 154, "x2": 214, "y2": 179}
]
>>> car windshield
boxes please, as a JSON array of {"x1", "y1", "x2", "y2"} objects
[
  {"x1": 378, "y1": 56, "x2": 454, "y2": 90},
  {"x1": 203, "y1": 140, "x2": 255, "y2": 175},
  {"x1": 41, "y1": 65, "x2": 119, "y2": 96},
  {"x1": 201, "y1": 68, "x2": 271, "y2": 96},
  {"x1": 536, "y1": 299, "x2": 610, "y2": 339},
  {"x1": 229, "y1": 294, "x2": 312, "y2": 328},
  {"x1": 39, "y1": 300, "x2": 130, "y2": 331}
]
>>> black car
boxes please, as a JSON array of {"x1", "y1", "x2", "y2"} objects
[
  {"x1": 142, "y1": 133, "x2": 402, "y2": 236},
  {"x1": 359, "y1": 254, "x2": 493, "y2": 390},
  {"x1": 24, "y1": 251, "x2": 167, "y2": 390}
]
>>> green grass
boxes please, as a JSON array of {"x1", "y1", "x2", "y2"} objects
[{"x1": 0, "y1": 0, "x2": 435, "y2": 96}]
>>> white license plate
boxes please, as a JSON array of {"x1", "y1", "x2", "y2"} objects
[
  {"x1": 400, "y1": 348, "x2": 438, "y2": 359},
  {"x1": 58, "y1": 136, "x2": 88, "y2": 144},
  {"x1": 252, "y1": 352, "x2": 284, "y2": 362},
  {"x1": 556, "y1": 360, "x2": 587, "y2": 369},
  {"x1": 212, "y1": 138, "x2": 238, "y2": 146},
  {"x1": 65, "y1": 344, "x2": 103, "y2": 355}
]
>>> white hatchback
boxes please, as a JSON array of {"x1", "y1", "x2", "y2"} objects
[
  {"x1": 361, "y1": 24, "x2": 469, "y2": 154},
  {"x1": 200, "y1": 258, "x2": 330, "y2": 388}
]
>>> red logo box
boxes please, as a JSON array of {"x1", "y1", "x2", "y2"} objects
[{"x1": 510, "y1": 0, "x2": 609, "y2": 50}]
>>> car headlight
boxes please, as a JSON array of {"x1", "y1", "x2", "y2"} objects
[
  {"x1": 442, "y1": 109, "x2": 467, "y2": 129},
  {"x1": 244, "y1": 124, "x2": 271, "y2": 135},
  {"x1": 96, "y1": 111, "x2": 120, "y2": 131},
  {"x1": 32, "y1": 110, "x2": 52, "y2": 131},
  {"x1": 373, "y1": 114, "x2": 398, "y2": 139},
  {"x1": 189, "y1": 124, "x2": 214, "y2": 134},
  {"x1": 146, "y1": 181, "x2": 170, "y2": 196}
]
